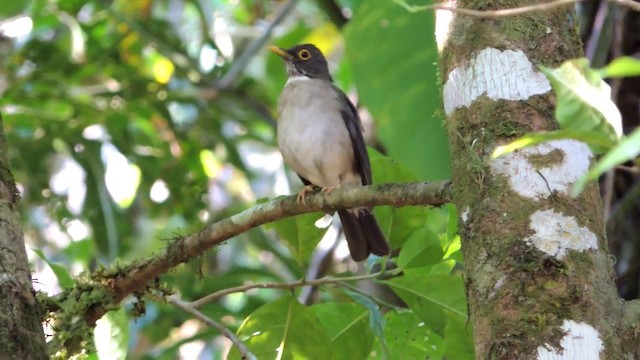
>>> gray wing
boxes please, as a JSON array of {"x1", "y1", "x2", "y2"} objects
[{"x1": 333, "y1": 85, "x2": 373, "y2": 185}]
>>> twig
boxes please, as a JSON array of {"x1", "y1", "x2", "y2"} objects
[
  {"x1": 395, "y1": 0, "x2": 640, "y2": 18},
  {"x1": 394, "y1": 0, "x2": 581, "y2": 17},
  {"x1": 217, "y1": 0, "x2": 298, "y2": 89},
  {"x1": 613, "y1": 0, "x2": 640, "y2": 11},
  {"x1": 168, "y1": 296, "x2": 257, "y2": 360},
  {"x1": 191, "y1": 271, "x2": 394, "y2": 308}
]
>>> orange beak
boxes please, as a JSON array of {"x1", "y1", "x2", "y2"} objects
[{"x1": 269, "y1": 45, "x2": 292, "y2": 60}]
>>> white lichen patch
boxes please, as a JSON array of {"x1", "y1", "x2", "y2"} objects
[
  {"x1": 526, "y1": 209, "x2": 598, "y2": 259},
  {"x1": 537, "y1": 320, "x2": 603, "y2": 359},
  {"x1": 461, "y1": 207, "x2": 470, "y2": 223},
  {"x1": 491, "y1": 139, "x2": 592, "y2": 199},
  {"x1": 443, "y1": 48, "x2": 551, "y2": 115}
]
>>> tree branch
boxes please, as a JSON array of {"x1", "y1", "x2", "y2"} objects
[
  {"x1": 168, "y1": 295, "x2": 257, "y2": 360},
  {"x1": 190, "y1": 270, "x2": 394, "y2": 308},
  {"x1": 394, "y1": 0, "x2": 640, "y2": 18},
  {"x1": 73, "y1": 180, "x2": 450, "y2": 324}
]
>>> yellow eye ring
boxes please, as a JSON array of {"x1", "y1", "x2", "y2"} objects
[{"x1": 298, "y1": 49, "x2": 311, "y2": 60}]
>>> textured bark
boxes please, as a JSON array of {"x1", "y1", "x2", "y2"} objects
[
  {"x1": 439, "y1": 1, "x2": 625, "y2": 358},
  {"x1": 0, "y1": 112, "x2": 47, "y2": 358}
]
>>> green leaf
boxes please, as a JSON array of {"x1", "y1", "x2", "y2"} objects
[
  {"x1": 310, "y1": 302, "x2": 373, "y2": 360},
  {"x1": 345, "y1": 0, "x2": 450, "y2": 180},
  {"x1": 230, "y1": 297, "x2": 333, "y2": 359},
  {"x1": 31, "y1": 248, "x2": 74, "y2": 289},
  {"x1": 598, "y1": 56, "x2": 640, "y2": 78},
  {"x1": 344, "y1": 290, "x2": 386, "y2": 344},
  {"x1": 492, "y1": 129, "x2": 616, "y2": 158},
  {"x1": 397, "y1": 228, "x2": 444, "y2": 269},
  {"x1": 369, "y1": 150, "x2": 431, "y2": 249},
  {"x1": 94, "y1": 307, "x2": 129, "y2": 360},
  {"x1": 383, "y1": 271, "x2": 467, "y2": 335},
  {"x1": 371, "y1": 310, "x2": 444, "y2": 360},
  {"x1": 540, "y1": 59, "x2": 622, "y2": 142},
  {"x1": 0, "y1": 0, "x2": 29, "y2": 17},
  {"x1": 572, "y1": 126, "x2": 640, "y2": 195},
  {"x1": 443, "y1": 313, "x2": 475, "y2": 360},
  {"x1": 267, "y1": 211, "x2": 327, "y2": 266}
]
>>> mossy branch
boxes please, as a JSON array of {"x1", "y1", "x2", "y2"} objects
[{"x1": 48, "y1": 180, "x2": 451, "y2": 354}]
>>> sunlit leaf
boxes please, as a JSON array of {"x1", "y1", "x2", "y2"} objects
[
  {"x1": 572, "y1": 126, "x2": 640, "y2": 196},
  {"x1": 492, "y1": 129, "x2": 616, "y2": 158},
  {"x1": 199, "y1": 149, "x2": 222, "y2": 178},
  {"x1": 31, "y1": 248, "x2": 74, "y2": 289},
  {"x1": 229, "y1": 297, "x2": 333, "y2": 359},
  {"x1": 598, "y1": 56, "x2": 640, "y2": 78},
  {"x1": 540, "y1": 59, "x2": 622, "y2": 140},
  {"x1": 94, "y1": 307, "x2": 129, "y2": 360}
]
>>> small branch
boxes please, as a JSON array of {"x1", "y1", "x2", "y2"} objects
[
  {"x1": 614, "y1": 0, "x2": 640, "y2": 11},
  {"x1": 168, "y1": 296, "x2": 257, "y2": 360},
  {"x1": 191, "y1": 271, "x2": 392, "y2": 308},
  {"x1": 216, "y1": 0, "x2": 298, "y2": 89},
  {"x1": 394, "y1": 0, "x2": 640, "y2": 18},
  {"x1": 84, "y1": 180, "x2": 451, "y2": 324}
]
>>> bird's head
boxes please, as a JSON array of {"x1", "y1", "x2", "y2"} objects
[{"x1": 269, "y1": 44, "x2": 332, "y2": 81}]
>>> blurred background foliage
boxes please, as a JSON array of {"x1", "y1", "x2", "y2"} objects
[
  {"x1": 0, "y1": 0, "x2": 457, "y2": 358},
  {"x1": 0, "y1": 0, "x2": 638, "y2": 358}
]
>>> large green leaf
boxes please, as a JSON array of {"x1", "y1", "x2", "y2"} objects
[
  {"x1": 265, "y1": 209, "x2": 327, "y2": 266},
  {"x1": 397, "y1": 228, "x2": 444, "y2": 269},
  {"x1": 230, "y1": 297, "x2": 333, "y2": 359},
  {"x1": 369, "y1": 150, "x2": 432, "y2": 249},
  {"x1": 540, "y1": 58, "x2": 622, "y2": 142},
  {"x1": 310, "y1": 302, "x2": 373, "y2": 360},
  {"x1": 345, "y1": 0, "x2": 449, "y2": 180},
  {"x1": 383, "y1": 270, "x2": 467, "y2": 335},
  {"x1": 370, "y1": 310, "x2": 444, "y2": 359},
  {"x1": 94, "y1": 307, "x2": 130, "y2": 360},
  {"x1": 32, "y1": 248, "x2": 74, "y2": 289},
  {"x1": 443, "y1": 313, "x2": 475, "y2": 359}
]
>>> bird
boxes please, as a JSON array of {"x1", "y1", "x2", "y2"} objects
[{"x1": 269, "y1": 43, "x2": 390, "y2": 261}]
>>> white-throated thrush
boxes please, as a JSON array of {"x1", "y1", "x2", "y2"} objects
[{"x1": 270, "y1": 44, "x2": 390, "y2": 261}]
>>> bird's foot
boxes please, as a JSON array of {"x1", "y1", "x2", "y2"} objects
[
  {"x1": 320, "y1": 185, "x2": 340, "y2": 195},
  {"x1": 296, "y1": 185, "x2": 315, "y2": 205}
]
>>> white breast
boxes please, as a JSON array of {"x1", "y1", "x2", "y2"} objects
[{"x1": 277, "y1": 77, "x2": 360, "y2": 188}]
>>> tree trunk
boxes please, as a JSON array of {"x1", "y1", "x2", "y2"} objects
[
  {"x1": 0, "y1": 112, "x2": 47, "y2": 358},
  {"x1": 438, "y1": 1, "x2": 626, "y2": 358}
]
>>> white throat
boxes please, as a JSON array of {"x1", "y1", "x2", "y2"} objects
[{"x1": 285, "y1": 75, "x2": 312, "y2": 86}]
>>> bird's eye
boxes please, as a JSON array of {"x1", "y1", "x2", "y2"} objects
[{"x1": 298, "y1": 49, "x2": 311, "y2": 60}]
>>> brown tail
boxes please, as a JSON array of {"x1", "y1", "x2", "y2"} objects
[{"x1": 338, "y1": 209, "x2": 390, "y2": 261}]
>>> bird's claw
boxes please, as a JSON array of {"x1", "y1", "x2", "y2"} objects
[
  {"x1": 296, "y1": 185, "x2": 315, "y2": 205},
  {"x1": 320, "y1": 186, "x2": 339, "y2": 194}
]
